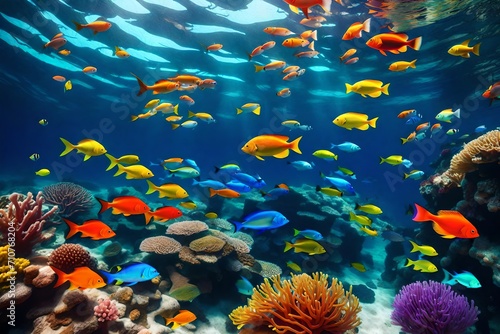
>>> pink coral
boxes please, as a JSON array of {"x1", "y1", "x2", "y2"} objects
[
  {"x1": 0, "y1": 192, "x2": 58, "y2": 256},
  {"x1": 94, "y1": 298, "x2": 119, "y2": 322}
]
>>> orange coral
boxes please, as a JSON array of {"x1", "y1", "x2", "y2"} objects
[{"x1": 229, "y1": 272, "x2": 361, "y2": 334}]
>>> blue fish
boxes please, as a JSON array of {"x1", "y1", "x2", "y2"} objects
[
  {"x1": 261, "y1": 185, "x2": 289, "y2": 200},
  {"x1": 293, "y1": 228, "x2": 323, "y2": 240},
  {"x1": 474, "y1": 125, "x2": 486, "y2": 133},
  {"x1": 330, "y1": 142, "x2": 361, "y2": 152},
  {"x1": 401, "y1": 159, "x2": 413, "y2": 168},
  {"x1": 334, "y1": 170, "x2": 356, "y2": 179},
  {"x1": 320, "y1": 172, "x2": 355, "y2": 195},
  {"x1": 232, "y1": 172, "x2": 266, "y2": 189},
  {"x1": 287, "y1": 160, "x2": 314, "y2": 171},
  {"x1": 405, "y1": 115, "x2": 423, "y2": 125},
  {"x1": 235, "y1": 276, "x2": 253, "y2": 295},
  {"x1": 232, "y1": 210, "x2": 289, "y2": 232},
  {"x1": 225, "y1": 180, "x2": 252, "y2": 193},
  {"x1": 442, "y1": 269, "x2": 481, "y2": 288},
  {"x1": 183, "y1": 158, "x2": 200, "y2": 172},
  {"x1": 192, "y1": 179, "x2": 225, "y2": 189},
  {"x1": 99, "y1": 262, "x2": 159, "y2": 286}
]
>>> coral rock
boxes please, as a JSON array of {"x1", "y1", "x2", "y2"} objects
[
  {"x1": 32, "y1": 265, "x2": 56, "y2": 288},
  {"x1": 112, "y1": 286, "x2": 134, "y2": 304},
  {"x1": 129, "y1": 308, "x2": 141, "y2": 321},
  {"x1": 139, "y1": 236, "x2": 181, "y2": 255},
  {"x1": 189, "y1": 235, "x2": 226, "y2": 253},
  {"x1": 166, "y1": 220, "x2": 208, "y2": 236}
]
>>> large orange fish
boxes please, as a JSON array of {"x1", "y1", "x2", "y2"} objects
[
  {"x1": 73, "y1": 20, "x2": 112, "y2": 34},
  {"x1": 145, "y1": 206, "x2": 183, "y2": 224},
  {"x1": 209, "y1": 188, "x2": 240, "y2": 198},
  {"x1": 263, "y1": 27, "x2": 295, "y2": 36},
  {"x1": 131, "y1": 73, "x2": 180, "y2": 96},
  {"x1": 283, "y1": 0, "x2": 333, "y2": 19},
  {"x1": 51, "y1": 266, "x2": 106, "y2": 290},
  {"x1": 63, "y1": 218, "x2": 116, "y2": 240},
  {"x1": 412, "y1": 203, "x2": 479, "y2": 239},
  {"x1": 366, "y1": 33, "x2": 422, "y2": 56},
  {"x1": 97, "y1": 196, "x2": 150, "y2": 216},
  {"x1": 241, "y1": 135, "x2": 302, "y2": 161},
  {"x1": 163, "y1": 310, "x2": 197, "y2": 330}
]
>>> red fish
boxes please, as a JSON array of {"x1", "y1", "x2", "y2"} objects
[
  {"x1": 63, "y1": 218, "x2": 116, "y2": 240},
  {"x1": 197, "y1": 79, "x2": 217, "y2": 90},
  {"x1": 412, "y1": 203, "x2": 479, "y2": 239},
  {"x1": 44, "y1": 37, "x2": 67, "y2": 50},
  {"x1": 51, "y1": 266, "x2": 106, "y2": 290},
  {"x1": 145, "y1": 206, "x2": 183, "y2": 224},
  {"x1": 283, "y1": 0, "x2": 333, "y2": 19},
  {"x1": 366, "y1": 33, "x2": 422, "y2": 56},
  {"x1": 482, "y1": 82, "x2": 500, "y2": 106},
  {"x1": 97, "y1": 196, "x2": 150, "y2": 216}
]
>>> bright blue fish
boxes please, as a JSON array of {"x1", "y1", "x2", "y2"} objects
[
  {"x1": 293, "y1": 228, "x2": 323, "y2": 240},
  {"x1": 235, "y1": 276, "x2": 253, "y2": 295},
  {"x1": 442, "y1": 269, "x2": 481, "y2": 288},
  {"x1": 334, "y1": 170, "x2": 356, "y2": 179},
  {"x1": 183, "y1": 158, "x2": 200, "y2": 172},
  {"x1": 402, "y1": 159, "x2": 413, "y2": 168},
  {"x1": 214, "y1": 164, "x2": 241, "y2": 175},
  {"x1": 99, "y1": 262, "x2": 159, "y2": 286},
  {"x1": 320, "y1": 172, "x2": 355, "y2": 195},
  {"x1": 225, "y1": 180, "x2": 252, "y2": 193},
  {"x1": 192, "y1": 179, "x2": 225, "y2": 189},
  {"x1": 405, "y1": 115, "x2": 423, "y2": 125},
  {"x1": 475, "y1": 125, "x2": 486, "y2": 133},
  {"x1": 232, "y1": 172, "x2": 266, "y2": 189},
  {"x1": 287, "y1": 160, "x2": 314, "y2": 171},
  {"x1": 330, "y1": 142, "x2": 361, "y2": 152},
  {"x1": 232, "y1": 210, "x2": 289, "y2": 232}
]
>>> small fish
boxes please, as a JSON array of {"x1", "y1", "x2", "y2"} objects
[
  {"x1": 447, "y1": 129, "x2": 459, "y2": 135},
  {"x1": 209, "y1": 188, "x2": 240, "y2": 198},
  {"x1": 355, "y1": 203, "x2": 382, "y2": 215},
  {"x1": 380, "y1": 155, "x2": 404, "y2": 165},
  {"x1": 261, "y1": 184, "x2": 289, "y2": 200},
  {"x1": 475, "y1": 125, "x2": 487, "y2": 133},
  {"x1": 312, "y1": 150, "x2": 337, "y2": 161},
  {"x1": 163, "y1": 310, "x2": 197, "y2": 330},
  {"x1": 404, "y1": 170, "x2": 424, "y2": 180},
  {"x1": 405, "y1": 258, "x2": 438, "y2": 273},
  {"x1": 330, "y1": 142, "x2": 361, "y2": 152},
  {"x1": 99, "y1": 262, "x2": 159, "y2": 286},
  {"x1": 235, "y1": 276, "x2": 253, "y2": 295},
  {"x1": 64, "y1": 218, "x2": 115, "y2": 240},
  {"x1": 351, "y1": 262, "x2": 366, "y2": 272},
  {"x1": 145, "y1": 206, "x2": 183, "y2": 224},
  {"x1": 333, "y1": 112, "x2": 378, "y2": 130},
  {"x1": 398, "y1": 109, "x2": 417, "y2": 119},
  {"x1": 442, "y1": 269, "x2": 481, "y2": 288},
  {"x1": 381, "y1": 230, "x2": 405, "y2": 242},
  {"x1": 179, "y1": 201, "x2": 197, "y2": 210},
  {"x1": 225, "y1": 180, "x2": 252, "y2": 193},
  {"x1": 58, "y1": 49, "x2": 71, "y2": 56},
  {"x1": 389, "y1": 59, "x2": 417, "y2": 72},
  {"x1": 144, "y1": 99, "x2": 160, "y2": 109},
  {"x1": 286, "y1": 261, "x2": 302, "y2": 273},
  {"x1": 165, "y1": 115, "x2": 183, "y2": 123},
  {"x1": 114, "y1": 46, "x2": 130, "y2": 58},
  {"x1": 206, "y1": 43, "x2": 223, "y2": 52},
  {"x1": 205, "y1": 212, "x2": 218, "y2": 219},
  {"x1": 179, "y1": 95, "x2": 195, "y2": 105},
  {"x1": 402, "y1": 159, "x2": 413, "y2": 168},
  {"x1": 254, "y1": 61, "x2": 287, "y2": 72},
  {"x1": 114, "y1": 164, "x2": 153, "y2": 180},
  {"x1": 171, "y1": 120, "x2": 198, "y2": 130},
  {"x1": 342, "y1": 18, "x2": 371, "y2": 40},
  {"x1": 51, "y1": 266, "x2": 106, "y2": 290},
  {"x1": 105, "y1": 154, "x2": 140, "y2": 171},
  {"x1": 349, "y1": 212, "x2": 372, "y2": 226},
  {"x1": 82, "y1": 66, "x2": 97, "y2": 74},
  {"x1": 337, "y1": 167, "x2": 356, "y2": 179},
  {"x1": 284, "y1": 238, "x2": 325, "y2": 255},
  {"x1": 344, "y1": 57, "x2": 359, "y2": 65},
  {"x1": 405, "y1": 115, "x2": 423, "y2": 125},
  {"x1": 345, "y1": 79, "x2": 389, "y2": 98},
  {"x1": 436, "y1": 108, "x2": 460, "y2": 123},
  {"x1": 320, "y1": 173, "x2": 355, "y2": 195},
  {"x1": 293, "y1": 228, "x2": 323, "y2": 241},
  {"x1": 145, "y1": 180, "x2": 189, "y2": 200},
  {"x1": 232, "y1": 172, "x2": 266, "y2": 189},
  {"x1": 340, "y1": 48, "x2": 357, "y2": 62},
  {"x1": 287, "y1": 160, "x2": 314, "y2": 171},
  {"x1": 408, "y1": 240, "x2": 438, "y2": 256},
  {"x1": 35, "y1": 168, "x2": 50, "y2": 176},
  {"x1": 192, "y1": 179, "x2": 225, "y2": 189},
  {"x1": 242, "y1": 135, "x2": 302, "y2": 161},
  {"x1": 188, "y1": 111, "x2": 215, "y2": 123},
  {"x1": 232, "y1": 210, "x2": 288, "y2": 232},
  {"x1": 277, "y1": 88, "x2": 291, "y2": 97},
  {"x1": 316, "y1": 186, "x2": 343, "y2": 197},
  {"x1": 60, "y1": 137, "x2": 106, "y2": 161},
  {"x1": 237, "y1": 103, "x2": 261, "y2": 116},
  {"x1": 29, "y1": 153, "x2": 40, "y2": 161},
  {"x1": 97, "y1": 196, "x2": 150, "y2": 217},
  {"x1": 44, "y1": 36, "x2": 67, "y2": 50},
  {"x1": 401, "y1": 131, "x2": 416, "y2": 145},
  {"x1": 64, "y1": 80, "x2": 72, "y2": 92},
  {"x1": 168, "y1": 166, "x2": 200, "y2": 179},
  {"x1": 359, "y1": 226, "x2": 378, "y2": 236},
  {"x1": 215, "y1": 164, "x2": 241, "y2": 175},
  {"x1": 39, "y1": 119, "x2": 48, "y2": 126},
  {"x1": 366, "y1": 33, "x2": 422, "y2": 56},
  {"x1": 448, "y1": 39, "x2": 480, "y2": 58},
  {"x1": 263, "y1": 27, "x2": 295, "y2": 36},
  {"x1": 73, "y1": 20, "x2": 112, "y2": 34},
  {"x1": 282, "y1": 120, "x2": 301, "y2": 129}
]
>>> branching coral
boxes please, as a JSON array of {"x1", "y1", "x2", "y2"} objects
[
  {"x1": 229, "y1": 272, "x2": 361, "y2": 334},
  {"x1": 42, "y1": 182, "x2": 95, "y2": 217},
  {"x1": 442, "y1": 130, "x2": 500, "y2": 185}
]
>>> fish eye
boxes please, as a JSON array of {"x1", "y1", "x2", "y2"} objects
[
  {"x1": 471, "y1": 230, "x2": 476, "y2": 233},
  {"x1": 98, "y1": 279, "x2": 102, "y2": 283}
]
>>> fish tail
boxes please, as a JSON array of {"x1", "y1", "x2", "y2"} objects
[
  {"x1": 315, "y1": 185, "x2": 321, "y2": 192},
  {"x1": 171, "y1": 123, "x2": 180, "y2": 130},
  {"x1": 408, "y1": 240, "x2": 419, "y2": 253},
  {"x1": 379, "y1": 157, "x2": 385, "y2": 164},
  {"x1": 209, "y1": 188, "x2": 217, "y2": 197},
  {"x1": 410, "y1": 59, "x2": 417, "y2": 68},
  {"x1": 381, "y1": 83, "x2": 390, "y2": 95},
  {"x1": 320, "y1": 0, "x2": 332, "y2": 14},
  {"x1": 453, "y1": 108, "x2": 461, "y2": 119},
  {"x1": 400, "y1": 137, "x2": 408, "y2": 145},
  {"x1": 59, "y1": 137, "x2": 75, "y2": 156},
  {"x1": 105, "y1": 153, "x2": 118, "y2": 171},
  {"x1": 236, "y1": 108, "x2": 243, "y2": 115},
  {"x1": 408, "y1": 36, "x2": 422, "y2": 51},
  {"x1": 363, "y1": 18, "x2": 371, "y2": 33},
  {"x1": 50, "y1": 266, "x2": 68, "y2": 288},
  {"x1": 369, "y1": 117, "x2": 378, "y2": 128},
  {"x1": 113, "y1": 164, "x2": 125, "y2": 177},
  {"x1": 214, "y1": 166, "x2": 221, "y2": 173},
  {"x1": 173, "y1": 104, "x2": 179, "y2": 115},
  {"x1": 231, "y1": 221, "x2": 243, "y2": 232},
  {"x1": 131, "y1": 72, "x2": 148, "y2": 96},
  {"x1": 72, "y1": 20, "x2": 84, "y2": 31},
  {"x1": 293, "y1": 228, "x2": 300, "y2": 237},
  {"x1": 441, "y1": 268, "x2": 453, "y2": 284},
  {"x1": 290, "y1": 136, "x2": 302, "y2": 154},
  {"x1": 349, "y1": 212, "x2": 356, "y2": 221},
  {"x1": 472, "y1": 43, "x2": 480, "y2": 56},
  {"x1": 144, "y1": 211, "x2": 153, "y2": 225},
  {"x1": 354, "y1": 203, "x2": 361, "y2": 210},
  {"x1": 284, "y1": 242, "x2": 293, "y2": 252},
  {"x1": 188, "y1": 111, "x2": 195, "y2": 118},
  {"x1": 96, "y1": 197, "x2": 110, "y2": 214},
  {"x1": 63, "y1": 218, "x2": 80, "y2": 239},
  {"x1": 404, "y1": 258, "x2": 414, "y2": 267},
  {"x1": 412, "y1": 203, "x2": 434, "y2": 222},
  {"x1": 403, "y1": 172, "x2": 409, "y2": 179},
  {"x1": 171, "y1": 322, "x2": 181, "y2": 330},
  {"x1": 145, "y1": 180, "x2": 157, "y2": 195},
  {"x1": 114, "y1": 46, "x2": 120, "y2": 55},
  {"x1": 311, "y1": 30, "x2": 318, "y2": 41},
  {"x1": 308, "y1": 41, "x2": 315, "y2": 51},
  {"x1": 254, "y1": 65, "x2": 264, "y2": 72},
  {"x1": 130, "y1": 115, "x2": 138, "y2": 122},
  {"x1": 345, "y1": 83, "x2": 352, "y2": 94}
]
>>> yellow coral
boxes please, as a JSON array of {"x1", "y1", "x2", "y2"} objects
[
  {"x1": 229, "y1": 272, "x2": 361, "y2": 334},
  {"x1": 443, "y1": 130, "x2": 500, "y2": 185},
  {"x1": 0, "y1": 245, "x2": 30, "y2": 289}
]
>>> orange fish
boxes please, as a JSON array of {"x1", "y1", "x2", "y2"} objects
[
  {"x1": 283, "y1": 72, "x2": 299, "y2": 81},
  {"x1": 209, "y1": 188, "x2": 240, "y2": 198},
  {"x1": 168, "y1": 75, "x2": 202, "y2": 85},
  {"x1": 163, "y1": 310, "x2": 197, "y2": 330},
  {"x1": 261, "y1": 41, "x2": 276, "y2": 50},
  {"x1": 482, "y1": 82, "x2": 500, "y2": 106},
  {"x1": 263, "y1": 27, "x2": 295, "y2": 36},
  {"x1": 277, "y1": 88, "x2": 291, "y2": 97},
  {"x1": 83, "y1": 66, "x2": 97, "y2": 74},
  {"x1": 179, "y1": 95, "x2": 195, "y2": 105},
  {"x1": 44, "y1": 37, "x2": 67, "y2": 50},
  {"x1": 342, "y1": 18, "x2": 371, "y2": 40},
  {"x1": 400, "y1": 131, "x2": 416, "y2": 145},
  {"x1": 344, "y1": 57, "x2": 359, "y2": 65},
  {"x1": 73, "y1": 20, "x2": 112, "y2": 34},
  {"x1": 131, "y1": 73, "x2": 180, "y2": 96},
  {"x1": 299, "y1": 18, "x2": 322, "y2": 28},
  {"x1": 249, "y1": 45, "x2": 264, "y2": 60},
  {"x1": 51, "y1": 266, "x2": 106, "y2": 290},
  {"x1": 58, "y1": 49, "x2": 71, "y2": 56},
  {"x1": 53, "y1": 75, "x2": 66, "y2": 82},
  {"x1": 255, "y1": 61, "x2": 286, "y2": 72},
  {"x1": 415, "y1": 122, "x2": 430, "y2": 133},
  {"x1": 241, "y1": 134, "x2": 302, "y2": 161},
  {"x1": 397, "y1": 109, "x2": 416, "y2": 118},
  {"x1": 63, "y1": 218, "x2": 116, "y2": 240},
  {"x1": 282, "y1": 37, "x2": 311, "y2": 48},
  {"x1": 145, "y1": 206, "x2": 183, "y2": 224},
  {"x1": 412, "y1": 203, "x2": 479, "y2": 239},
  {"x1": 283, "y1": 0, "x2": 332, "y2": 19},
  {"x1": 295, "y1": 50, "x2": 319, "y2": 58},
  {"x1": 300, "y1": 30, "x2": 318, "y2": 40},
  {"x1": 339, "y1": 48, "x2": 356, "y2": 62},
  {"x1": 97, "y1": 196, "x2": 150, "y2": 216},
  {"x1": 197, "y1": 79, "x2": 217, "y2": 90},
  {"x1": 366, "y1": 33, "x2": 422, "y2": 56},
  {"x1": 206, "y1": 43, "x2": 223, "y2": 52}
]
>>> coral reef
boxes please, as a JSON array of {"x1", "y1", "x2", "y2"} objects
[
  {"x1": 94, "y1": 297, "x2": 119, "y2": 322},
  {"x1": 166, "y1": 220, "x2": 208, "y2": 236},
  {"x1": 48, "y1": 243, "x2": 94, "y2": 273},
  {"x1": 0, "y1": 245, "x2": 30, "y2": 289},
  {"x1": 0, "y1": 192, "x2": 58, "y2": 256},
  {"x1": 139, "y1": 236, "x2": 181, "y2": 255},
  {"x1": 229, "y1": 272, "x2": 361, "y2": 334},
  {"x1": 469, "y1": 237, "x2": 500, "y2": 287},
  {"x1": 391, "y1": 280, "x2": 479, "y2": 334},
  {"x1": 42, "y1": 182, "x2": 95, "y2": 218}
]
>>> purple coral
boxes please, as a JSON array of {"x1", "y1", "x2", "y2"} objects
[
  {"x1": 0, "y1": 192, "x2": 58, "y2": 256},
  {"x1": 391, "y1": 280, "x2": 479, "y2": 334},
  {"x1": 42, "y1": 182, "x2": 94, "y2": 217},
  {"x1": 94, "y1": 298, "x2": 119, "y2": 322}
]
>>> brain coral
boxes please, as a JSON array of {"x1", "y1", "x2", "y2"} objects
[
  {"x1": 48, "y1": 244, "x2": 93, "y2": 273},
  {"x1": 139, "y1": 236, "x2": 181, "y2": 255},
  {"x1": 189, "y1": 235, "x2": 226, "y2": 253},
  {"x1": 166, "y1": 220, "x2": 208, "y2": 236}
]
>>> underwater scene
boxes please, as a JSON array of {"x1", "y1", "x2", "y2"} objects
[{"x1": 0, "y1": 0, "x2": 499, "y2": 333}]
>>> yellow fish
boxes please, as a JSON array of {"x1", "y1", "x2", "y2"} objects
[
  {"x1": 145, "y1": 180, "x2": 189, "y2": 200},
  {"x1": 333, "y1": 112, "x2": 378, "y2": 131},
  {"x1": 205, "y1": 212, "x2": 218, "y2": 219},
  {"x1": 35, "y1": 168, "x2": 50, "y2": 176},
  {"x1": 351, "y1": 262, "x2": 366, "y2": 272},
  {"x1": 237, "y1": 103, "x2": 261, "y2": 116},
  {"x1": 105, "y1": 154, "x2": 140, "y2": 171},
  {"x1": 179, "y1": 201, "x2": 197, "y2": 210},
  {"x1": 379, "y1": 155, "x2": 404, "y2": 165},
  {"x1": 389, "y1": 59, "x2": 417, "y2": 72},
  {"x1": 114, "y1": 164, "x2": 153, "y2": 180},
  {"x1": 131, "y1": 110, "x2": 156, "y2": 122},
  {"x1": 345, "y1": 79, "x2": 389, "y2": 98},
  {"x1": 355, "y1": 203, "x2": 382, "y2": 215},
  {"x1": 349, "y1": 212, "x2": 372, "y2": 226},
  {"x1": 360, "y1": 226, "x2": 378, "y2": 237},
  {"x1": 188, "y1": 111, "x2": 215, "y2": 123},
  {"x1": 64, "y1": 80, "x2": 72, "y2": 92},
  {"x1": 165, "y1": 115, "x2": 183, "y2": 122},
  {"x1": 114, "y1": 46, "x2": 130, "y2": 58},
  {"x1": 286, "y1": 261, "x2": 302, "y2": 272},
  {"x1": 144, "y1": 99, "x2": 160, "y2": 109},
  {"x1": 242, "y1": 135, "x2": 302, "y2": 161},
  {"x1": 409, "y1": 240, "x2": 438, "y2": 256},
  {"x1": 448, "y1": 39, "x2": 480, "y2": 58},
  {"x1": 316, "y1": 186, "x2": 343, "y2": 197},
  {"x1": 284, "y1": 239, "x2": 325, "y2": 255},
  {"x1": 58, "y1": 49, "x2": 71, "y2": 56},
  {"x1": 60, "y1": 138, "x2": 106, "y2": 161},
  {"x1": 155, "y1": 103, "x2": 179, "y2": 114},
  {"x1": 405, "y1": 258, "x2": 438, "y2": 273},
  {"x1": 312, "y1": 150, "x2": 338, "y2": 161}
]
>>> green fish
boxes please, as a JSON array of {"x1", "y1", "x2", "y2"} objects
[
  {"x1": 405, "y1": 258, "x2": 438, "y2": 273},
  {"x1": 284, "y1": 239, "x2": 325, "y2": 255}
]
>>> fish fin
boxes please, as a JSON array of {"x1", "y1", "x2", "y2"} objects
[
  {"x1": 409, "y1": 36, "x2": 422, "y2": 50},
  {"x1": 171, "y1": 322, "x2": 181, "y2": 330},
  {"x1": 435, "y1": 210, "x2": 466, "y2": 219},
  {"x1": 63, "y1": 218, "x2": 79, "y2": 239},
  {"x1": 308, "y1": 41, "x2": 315, "y2": 51},
  {"x1": 113, "y1": 164, "x2": 125, "y2": 177},
  {"x1": 389, "y1": 50, "x2": 400, "y2": 54},
  {"x1": 289, "y1": 136, "x2": 302, "y2": 154},
  {"x1": 284, "y1": 242, "x2": 293, "y2": 252},
  {"x1": 379, "y1": 50, "x2": 387, "y2": 56},
  {"x1": 145, "y1": 180, "x2": 157, "y2": 195},
  {"x1": 105, "y1": 153, "x2": 117, "y2": 171},
  {"x1": 254, "y1": 65, "x2": 264, "y2": 72},
  {"x1": 368, "y1": 117, "x2": 378, "y2": 128},
  {"x1": 115, "y1": 279, "x2": 124, "y2": 286},
  {"x1": 231, "y1": 221, "x2": 243, "y2": 232},
  {"x1": 345, "y1": 83, "x2": 352, "y2": 94},
  {"x1": 363, "y1": 18, "x2": 371, "y2": 33},
  {"x1": 461, "y1": 53, "x2": 470, "y2": 58},
  {"x1": 453, "y1": 108, "x2": 461, "y2": 118},
  {"x1": 472, "y1": 43, "x2": 480, "y2": 56},
  {"x1": 357, "y1": 124, "x2": 370, "y2": 130},
  {"x1": 188, "y1": 110, "x2": 195, "y2": 118},
  {"x1": 111, "y1": 208, "x2": 123, "y2": 215},
  {"x1": 381, "y1": 83, "x2": 390, "y2": 95},
  {"x1": 144, "y1": 212, "x2": 153, "y2": 225},
  {"x1": 59, "y1": 137, "x2": 75, "y2": 156},
  {"x1": 130, "y1": 115, "x2": 138, "y2": 122},
  {"x1": 460, "y1": 39, "x2": 471, "y2": 46},
  {"x1": 255, "y1": 155, "x2": 265, "y2": 161},
  {"x1": 398, "y1": 45, "x2": 407, "y2": 52},
  {"x1": 131, "y1": 72, "x2": 148, "y2": 96},
  {"x1": 253, "y1": 106, "x2": 261, "y2": 115},
  {"x1": 401, "y1": 138, "x2": 408, "y2": 145},
  {"x1": 432, "y1": 222, "x2": 455, "y2": 239},
  {"x1": 72, "y1": 20, "x2": 84, "y2": 31},
  {"x1": 299, "y1": 7, "x2": 309, "y2": 19},
  {"x1": 50, "y1": 266, "x2": 68, "y2": 288},
  {"x1": 96, "y1": 198, "x2": 110, "y2": 214},
  {"x1": 171, "y1": 123, "x2": 180, "y2": 130},
  {"x1": 209, "y1": 188, "x2": 217, "y2": 198},
  {"x1": 236, "y1": 108, "x2": 243, "y2": 114},
  {"x1": 442, "y1": 268, "x2": 453, "y2": 284},
  {"x1": 404, "y1": 258, "x2": 413, "y2": 267},
  {"x1": 410, "y1": 59, "x2": 417, "y2": 68},
  {"x1": 412, "y1": 203, "x2": 434, "y2": 222},
  {"x1": 408, "y1": 240, "x2": 418, "y2": 253},
  {"x1": 293, "y1": 228, "x2": 300, "y2": 237},
  {"x1": 367, "y1": 91, "x2": 382, "y2": 98},
  {"x1": 83, "y1": 155, "x2": 91, "y2": 161}
]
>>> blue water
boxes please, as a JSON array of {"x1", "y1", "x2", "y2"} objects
[{"x1": 1, "y1": 0, "x2": 499, "y2": 333}]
